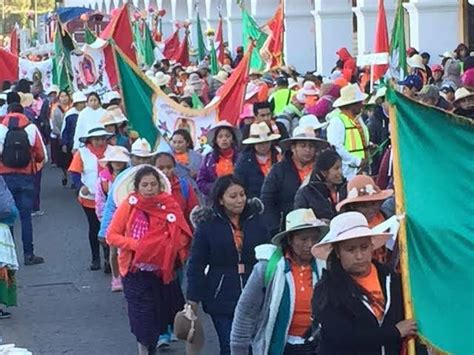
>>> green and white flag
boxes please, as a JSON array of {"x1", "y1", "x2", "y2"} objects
[
  {"x1": 242, "y1": 8, "x2": 267, "y2": 71},
  {"x1": 142, "y1": 23, "x2": 156, "y2": 68},
  {"x1": 196, "y1": 11, "x2": 207, "y2": 61},
  {"x1": 389, "y1": 0, "x2": 407, "y2": 80}
]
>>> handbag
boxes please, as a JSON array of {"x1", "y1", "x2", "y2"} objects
[{"x1": 174, "y1": 304, "x2": 199, "y2": 343}]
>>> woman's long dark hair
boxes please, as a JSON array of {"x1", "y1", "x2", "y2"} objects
[
  {"x1": 212, "y1": 127, "x2": 238, "y2": 152},
  {"x1": 210, "y1": 174, "x2": 247, "y2": 214},
  {"x1": 172, "y1": 129, "x2": 194, "y2": 150},
  {"x1": 310, "y1": 148, "x2": 341, "y2": 183}
]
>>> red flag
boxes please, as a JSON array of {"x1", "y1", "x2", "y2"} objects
[
  {"x1": 0, "y1": 48, "x2": 19, "y2": 84},
  {"x1": 215, "y1": 44, "x2": 253, "y2": 126},
  {"x1": 261, "y1": 2, "x2": 284, "y2": 70},
  {"x1": 173, "y1": 30, "x2": 190, "y2": 67},
  {"x1": 215, "y1": 15, "x2": 225, "y2": 64},
  {"x1": 10, "y1": 28, "x2": 18, "y2": 55},
  {"x1": 100, "y1": 4, "x2": 137, "y2": 64},
  {"x1": 373, "y1": 0, "x2": 389, "y2": 81},
  {"x1": 162, "y1": 29, "x2": 180, "y2": 60}
]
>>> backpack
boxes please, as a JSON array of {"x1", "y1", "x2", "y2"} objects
[{"x1": 2, "y1": 117, "x2": 32, "y2": 168}]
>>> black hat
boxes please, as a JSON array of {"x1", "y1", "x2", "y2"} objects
[{"x1": 6, "y1": 92, "x2": 21, "y2": 105}]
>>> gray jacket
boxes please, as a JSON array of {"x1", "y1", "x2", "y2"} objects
[{"x1": 230, "y1": 244, "x2": 324, "y2": 355}]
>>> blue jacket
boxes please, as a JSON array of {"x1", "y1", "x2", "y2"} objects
[
  {"x1": 61, "y1": 112, "x2": 79, "y2": 149},
  {"x1": 234, "y1": 148, "x2": 280, "y2": 199},
  {"x1": 0, "y1": 176, "x2": 17, "y2": 225},
  {"x1": 186, "y1": 198, "x2": 270, "y2": 315}
]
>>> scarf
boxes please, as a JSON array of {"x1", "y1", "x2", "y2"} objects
[
  {"x1": 86, "y1": 143, "x2": 107, "y2": 159},
  {"x1": 175, "y1": 151, "x2": 189, "y2": 165},
  {"x1": 216, "y1": 148, "x2": 235, "y2": 177},
  {"x1": 131, "y1": 192, "x2": 192, "y2": 284}
]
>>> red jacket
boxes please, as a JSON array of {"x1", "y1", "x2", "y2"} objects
[
  {"x1": 170, "y1": 175, "x2": 199, "y2": 228},
  {"x1": 337, "y1": 47, "x2": 357, "y2": 82},
  {"x1": 0, "y1": 113, "x2": 47, "y2": 175}
]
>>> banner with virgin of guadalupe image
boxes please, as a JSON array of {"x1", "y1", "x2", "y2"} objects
[
  {"x1": 18, "y1": 58, "x2": 54, "y2": 89},
  {"x1": 70, "y1": 42, "x2": 112, "y2": 97}
]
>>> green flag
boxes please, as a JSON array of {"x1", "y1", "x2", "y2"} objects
[
  {"x1": 389, "y1": 0, "x2": 407, "y2": 80},
  {"x1": 242, "y1": 8, "x2": 267, "y2": 71},
  {"x1": 387, "y1": 86, "x2": 474, "y2": 355},
  {"x1": 132, "y1": 21, "x2": 144, "y2": 65},
  {"x1": 196, "y1": 12, "x2": 207, "y2": 61},
  {"x1": 142, "y1": 23, "x2": 156, "y2": 67},
  {"x1": 191, "y1": 93, "x2": 204, "y2": 109},
  {"x1": 210, "y1": 41, "x2": 219, "y2": 75},
  {"x1": 84, "y1": 26, "x2": 96, "y2": 45},
  {"x1": 53, "y1": 22, "x2": 75, "y2": 92},
  {"x1": 115, "y1": 48, "x2": 159, "y2": 147}
]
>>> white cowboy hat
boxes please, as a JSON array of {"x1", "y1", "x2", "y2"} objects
[
  {"x1": 367, "y1": 86, "x2": 387, "y2": 105},
  {"x1": 72, "y1": 92, "x2": 87, "y2": 104},
  {"x1": 336, "y1": 175, "x2": 393, "y2": 212},
  {"x1": 333, "y1": 83, "x2": 368, "y2": 108},
  {"x1": 100, "y1": 107, "x2": 128, "y2": 126},
  {"x1": 298, "y1": 114, "x2": 329, "y2": 131},
  {"x1": 301, "y1": 81, "x2": 319, "y2": 96},
  {"x1": 407, "y1": 54, "x2": 425, "y2": 70},
  {"x1": 439, "y1": 51, "x2": 455, "y2": 59},
  {"x1": 207, "y1": 120, "x2": 241, "y2": 146},
  {"x1": 245, "y1": 82, "x2": 260, "y2": 100},
  {"x1": 185, "y1": 66, "x2": 198, "y2": 74},
  {"x1": 279, "y1": 125, "x2": 329, "y2": 151},
  {"x1": 272, "y1": 208, "x2": 328, "y2": 245},
  {"x1": 188, "y1": 73, "x2": 202, "y2": 87},
  {"x1": 79, "y1": 125, "x2": 113, "y2": 143},
  {"x1": 112, "y1": 164, "x2": 171, "y2": 206},
  {"x1": 145, "y1": 70, "x2": 155, "y2": 77},
  {"x1": 222, "y1": 64, "x2": 233, "y2": 74},
  {"x1": 249, "y1": 68, "x2": 263, "y2": 76},
  {"x1": 103, "y1": 91, "x2": 121, "y2": 105},
  {"x1": 213, "y1": 70, "x2": 229, "y2": 84},
  {"x1": 242, "y1": 122, "x2": 281, "y2": 145},
  {"x1": 311, "y1": 211, "x2": 392, "y2": 260},
  {"x1": 99, "y1": 145, "x2": 130, "y2": 164},
  {"x1": 155, "y1": 71, "x2": 171, "y2": 86},
  {"x1": 288, "y1": 78, "x2": 299, "y2": 90},
  {"x1": 130, "y1": 138, "x2": 158, "y2": 157},
  {"x1": 45, "y1": 85, "x2": 59, "y2": 95},
  {"x1": 453, "y1": 87, "x2": 474, "y2": 104}
]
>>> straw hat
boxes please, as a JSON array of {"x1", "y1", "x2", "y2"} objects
[
  {"x1": 439, "y1": 51, "x2": 455, "y2": 59},
  {"x1": 19, "y1": 93, "x2": 34, "y2": 107},
  {"x1": 408, "y1": 54, "x2": 425, "y2": 70},
  {"x1": 112, "y1": 164, "x2": 171, "y2": 206},
  {"x1": 188, "y1": 73, "x2": 202, "y2": 87},
  {"x1": 242, "y1": 122, "x2": 281, "y2": 145},
  {"x1": 155, "y1": 71, "x2": 171, "y2": 86},
  {"x1": 272, "y1": 208, "x2": 328, "y2": 246},
  {"x1": 45, "y1": 85, "x2": 59, "y2": 95},
  {"x1": 249, "y1": 68, "x2": 263, "y2": 77},
  {"x1": 72, "y1": 92, "x2": 87, "y2": 104},
  {"x1": 301, "y1": 81, "x2": 319, "y2": 96},
  {"x1": 279, "y1": 125, "x2": 329, "y2": 151},
  {"x1": 145, "y1": 70, "x2": 155, "y2": 77},
  {"x1": 367, "y1": 86, "x2": 387, "y2": 105},
  {"x1": 333, "y1": 83, "x2": 368, "y2": 108},
  {"x1": 222, "y1": 64, "x2": 233, "y2": 74},
  {"x1": 79, "y1": 126, "x2": 113, "y2": 143},
  {"x1": 311, "y1": 211, "x2": 392, "y2": 260},
  {"x1": 213, "y1": 70, "x2": 229, "y2": 84},
  {"x1": 288, "y1": 78, "x2": 299, "y2": 90},
  {"x1": 298, "y1": 114, "x2": 329, "y2": 131},
  {"x1": 100, "y1": 107, "x2": 128, "y2": 126},
  {"x1": 453, "y1": 87, "x2": 474, "y2": 104},
  {"x1": 103, "y1": 91, "x2": 121, "y2": 104},
  {"x1": 336, "y1": 175, "x2": 393, "y2": 212},
  {"x1": 99, "y1": 145, "x2": 130, "y2": 164},
  {"x1": 130, "y1": 138, "x2": 158, "y2": 157},
  {"x1": 207, "y1": 120, "x2": 241, "y2": 146}
]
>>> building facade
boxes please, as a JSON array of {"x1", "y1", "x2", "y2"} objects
[{"x1": 62, "y1": 0, "x2": 473, "y2": 75}]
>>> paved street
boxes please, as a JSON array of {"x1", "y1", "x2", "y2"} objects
[{"x1": 1, "y1": 166, "x2": 219, "y2": 355}]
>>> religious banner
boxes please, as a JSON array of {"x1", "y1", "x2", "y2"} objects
[
  {"x1": 19, "y1": 57, "x2": 54, "y2": 89},
  {"x1": 70, "y1": 41, "x2": 112, "y2": 97}
]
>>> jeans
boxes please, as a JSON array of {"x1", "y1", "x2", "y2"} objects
[
  {"x1": 2, "y1": 174, "x2": 35, "y2": 256},
  {"x1": 33, "y1": 171, "x2": 42, "y2": 211},
  {"x1": 210, "y1": 314, "x2": 233, "y2": 355}
]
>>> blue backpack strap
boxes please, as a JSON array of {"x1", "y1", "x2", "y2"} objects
[
  {"x1": 178, "y1": 176, "x2": 189, "y2": 200},
  {"x1": 264, "y1": 248, "x2": 283, "y2": 288}
]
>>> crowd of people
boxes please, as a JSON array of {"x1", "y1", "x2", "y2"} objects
[{"x1": 0, "y1": 41, "x2": 473, "y2": 355}]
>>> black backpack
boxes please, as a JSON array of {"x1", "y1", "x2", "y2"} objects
[{"x1": 2, "y1": 116, "x2": 32, "y2": 168}]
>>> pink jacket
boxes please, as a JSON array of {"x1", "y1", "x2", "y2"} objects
[{"x1": 95, "y1": 168, "x2": 114, "y2": 221}]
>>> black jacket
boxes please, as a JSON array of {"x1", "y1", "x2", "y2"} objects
[
  {"x1": 313, "y1": 263, "x2": 411, "y2": 355},
  {"x1": 294, "y1": 173, "x2": 346, "y2": 221},
  {"x1": 234, "y1": 148, "x2": 280, "y2": 199},
  {"x1": 186, "y1": 198, "x2": 270, "y2": 315},
  {"x1": 260, "y1": 154, "x2": 301, "y2": 235}
]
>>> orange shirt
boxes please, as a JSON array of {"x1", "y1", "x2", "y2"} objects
[
  {"x1": 288, "y1": 261, "x2": 313, "y2": 337},
  {"x1": 230, "y1": 219, "x2": 243, "y2": 254},
  {"x1": 293, "y1": 158, "x2": 313, "y2": 183},
  {"x1": 215, "y1": 156, "x2": 234, "y2": 177},
  {"x1": 174, "y1": 152, "x2": 189, "y2": 165},
  {"x1": 352, "y1": 263, "x2": 385, "y2": 321},
  {"x1": 256, "y1": 153, "x2": 272, "y2": 177},
  {"x1": 68, "y1": 152, "x2": 95, "y2": 209},
  {"x1": 369, "y1": 212, "x2": 389, "y2": 264}
]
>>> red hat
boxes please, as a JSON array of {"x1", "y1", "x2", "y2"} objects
[{"x1": 431, "y1": 64, "x2": 443, "y2": 73}]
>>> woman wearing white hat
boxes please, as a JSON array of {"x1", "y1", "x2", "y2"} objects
[
  {"x1": 68, "y1": 125, "x2": 114, "y2": 271},
  {"x1": 234, "y1": 122, "x2": 281, "y2": 198},
  {"x1": 95, "y1": 145, "x2": 130, "y2": 291},
  {"x1": 311, "y1": 212, "x2": 419, "y2": 355},
  {"x1": 60, "y1": 92, "x2": 88, "y2": 187},
  {"x1": 231, "y1": 208, "x2": 328, "y2": 354},
  {"x1": 99, "y1": 107, "x2": 129, "y2": 149},
  {"x1": 73, "y1": 92, "x2": 107, "y2": 151}
]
